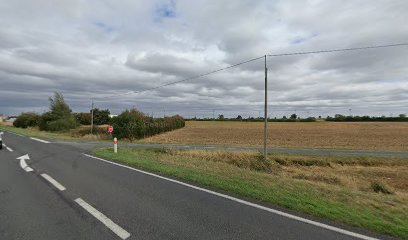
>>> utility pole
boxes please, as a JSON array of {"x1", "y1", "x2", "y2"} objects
[
  {"x1": 163, "y1": 110, "x2": 166, "y2": 118},
  {"x1": 264, "y1": 55, "x2": 268, "y2": 160},
  {"x1": 213, "y1": 109, "x2": 215, "y2": 120},
  {"x1": 90, "y1": 99, "x2": 94, "y2": 134}
]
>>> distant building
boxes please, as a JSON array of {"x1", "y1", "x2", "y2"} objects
[
  {"x1": 108, "y1": 114, "x2": 118, "y2": 118},
  {"x1": 6, "y1": 116, "x2": 17, "y2": 122}
]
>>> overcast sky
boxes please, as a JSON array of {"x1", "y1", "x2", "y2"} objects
[{"x1": 0, "y1": 0, "x2": 407, "y2": 118}]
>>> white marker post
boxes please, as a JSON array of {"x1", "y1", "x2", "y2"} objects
[{"x1": 113, "y1": 137, "x2": 118, "y2": 153}]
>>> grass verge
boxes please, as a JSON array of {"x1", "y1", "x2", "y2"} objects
[
  {"x1": 0, "y1": 125, "x2": 112, "y2": 142},
  {"x1": 0, "y1": 125, "x2": 75, "y2": 140},
  {"x1": 95, "y1": 148, "x2": 408, "y2": 239}
]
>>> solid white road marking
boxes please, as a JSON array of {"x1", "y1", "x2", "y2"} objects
[
  {"x1": 6, "y1": 147, "x2": 13, "y2": 152},
  {"x1": 40, "y1": 174, "x2": 66, "y2": 191},
  {"x1": 74, "y1": 198, "x2": 130, "y2": 240},
  {"x1": 83, "y1": 153, "x2": 378, "y2": 240},
  {"x1": 30, "y1": 137, "x2": 50, "y2": 143},
  {"x1": 10, "y1": 132, "x2": 24, "y2": 137}
]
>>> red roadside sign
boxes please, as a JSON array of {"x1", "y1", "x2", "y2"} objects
[{"x1": 107, "y1": 125, "x2": 113, "y2": 133}]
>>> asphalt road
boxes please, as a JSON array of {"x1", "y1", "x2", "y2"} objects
[
  {"x1": 0, "y1": 131, "x2": 395, "y2": 240},
  {"x1": 55, "y1": 140, "x2": 408, "y2": 158}
]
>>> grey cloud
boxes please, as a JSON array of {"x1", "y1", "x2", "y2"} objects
[{"x1": 0, "y1": 0, "x2": 407, "y2": 117}]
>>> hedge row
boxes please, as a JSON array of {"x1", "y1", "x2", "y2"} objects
[
  {"x1": 326, "y1": 116, "x2": 408, "y2": 122},
  {"x1": 110, "y1": 109, "x2": 185, "y2": 140}
]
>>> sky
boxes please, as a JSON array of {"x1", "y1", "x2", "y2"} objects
[{"x1": 0, "y1": 0, "x2": 407, "y2": 118}]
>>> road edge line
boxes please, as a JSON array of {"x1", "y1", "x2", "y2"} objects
[
  {"x1": 74, "y1": 198, "x2": 130, "y2": 239},
  {"x1": 82, "y1": 153, "x2": 378, "y2": 240},
  {"x1": 30, "y1": 137, "x2": 51, "y2": 144}
]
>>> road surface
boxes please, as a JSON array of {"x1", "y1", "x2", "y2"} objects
[
  {"x1": 54, "y1": 140, "x2": 408, "y2": 158},
  {"x1": 0, "y1": 131, "x2": 394, "y2": 239}
]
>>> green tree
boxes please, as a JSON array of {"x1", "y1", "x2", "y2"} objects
[
  {"x1": 218, "y1": 114, "x2": 225, "y2": 120},
  {"x1": 290, "y1": 113, "x2": 297, "y2": 119},
  {"x1": 91, "y1": 108, "x2": 110, "y2": 125},
  {"x1": 39, "y1": 92, "x2": 78, "y2": 131},
  {"x1": 49, "y1": 92, "x2": 72, "y2": 119}
]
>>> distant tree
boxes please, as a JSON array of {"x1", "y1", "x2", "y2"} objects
[
  {"x1": 236, "y1": 115, "x2": 242, "y2": 120},
  {"x1": 318, "y1": 116, "x2": 322, "y2": 119},
  {"x1": 399, "y1": 114, "x2": 407, "y2": 118},
  {"x1": 91, "y1": 108, "x2": 110, "y2": 125},
  {"x1": 49, "y1": 92, "x2": 72, "y2": 119},
  {"x1": 39, "y1": 92, "x2": 78, "y2": 131},
  {"x1": 282, "y1": 116, "x2": 287, "y2": 119},
  {"x1": 290, "y1": 113, "x2": 297, "y2": 119},
  {"x1": 218, "y1": 114, "x2": 225, "y2": 120}
]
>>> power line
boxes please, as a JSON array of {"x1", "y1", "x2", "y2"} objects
[
  {"x1": 92, "y1": 42, "x2": 408, "y2": 100},
  {"x1": 266, "y1": 43, "x2": 408, "y2": 57},
  {"x1": 93, "y1": 55, "x2": 265, "y2": 100}
]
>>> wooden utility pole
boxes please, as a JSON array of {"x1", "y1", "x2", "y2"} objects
[{"x1": 264, "y1": 55, "x2": 268, "y2": 160}]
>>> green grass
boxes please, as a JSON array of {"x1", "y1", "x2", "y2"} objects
[
  {"x1": 0, "y1": 125, "x2": 114, "y2": 142},
  {"x1": 95, "y1": 148, "x2": 408, "y2": 239},
  {"x1": 0, "y1": 125, "x2": 76, "y2": 140}
]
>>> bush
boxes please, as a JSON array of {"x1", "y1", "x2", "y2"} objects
[
  {"x1": 13, "y1": 112, "x2": 40, "y2": 128},
  {"x1": 44, "y1": 116, "x2": 79, "y2": 132},
  {"x1": 370, "y1": 181, "x2": 393, "y2": 194},
  {"x1": 74, "y1": 112, "x2": 92, "y2": 125},
  {"x1": 92, "y1": 108, "x2": 110, "y2": 125},
  {"x1": 111, "y1": 109, "x2": 185, "y2": 140}
]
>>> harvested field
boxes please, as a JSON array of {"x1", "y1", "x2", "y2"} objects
[{"x1": 140, "y1": 121, "x2": 408, "y2": 151}]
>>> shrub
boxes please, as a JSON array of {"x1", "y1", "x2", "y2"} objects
[
  {"x1": 44, "y1": 116, "x2": 79, "y2": 132},
  {"x1": 13, "y1": 112, "x2": 40, "y2": 128},
  {"x1": 92, "y1": 108, "x2": 110, "y2": 125},
  {"x1": 370, "y1": 181, "x2": 393, "y2": 194},
  {"x1": 111, "y1": 109, "x2": 185, "y2": 140},
  {"x1": 74, "y1": 112, "x2": 92, "y2": 125}
]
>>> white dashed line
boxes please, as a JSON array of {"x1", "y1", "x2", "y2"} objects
[
  {"x1": 75, "y1": 198, "x2": 130, "y2": 239},
  {"x1": 30, "y1": 137, "x2": 50, "y2": 143},
  {"x1": 40, "y1": 174, "x2": 66, "y2": 191},
  {"x1": 6, "y1": 147, "x2": 13, "y2": 152},
  {"x1": 83, "y1": 153, "x2": 377, "y2": 240}
]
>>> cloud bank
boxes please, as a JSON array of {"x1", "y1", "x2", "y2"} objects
[{"x1": 0, "y1": 0, "x2": 407, "y2": 118}]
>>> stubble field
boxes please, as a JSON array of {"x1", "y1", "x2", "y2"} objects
[{"x1": 141, "y1": 121, "x2": 408, "y2": 151}]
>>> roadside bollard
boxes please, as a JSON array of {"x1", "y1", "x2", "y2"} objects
[{"x1": 113, "y1": 137, "x2": 117, "y2": 153}]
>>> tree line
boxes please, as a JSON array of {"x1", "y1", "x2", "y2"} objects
[
  {"x1": 13, "y1": 92, "x2": 185, "y2": 140},
  {"x1": 186, "y1": 113, "x2": 408, "y2": 122}
]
